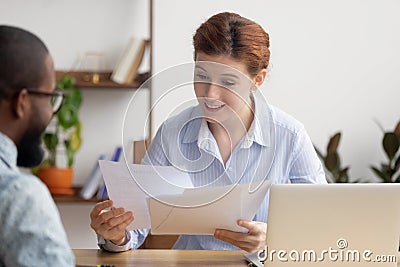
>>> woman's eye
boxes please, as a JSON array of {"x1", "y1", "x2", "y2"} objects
[
  {"x1": 222, "y1": 80, "x2": 235, "y2": 87},
  {"x1": 196, "y1": 73, "x2": 210, "y2": 81}
]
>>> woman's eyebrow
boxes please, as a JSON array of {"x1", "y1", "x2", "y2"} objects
[
  {"x1": 194, "y1": 65, "x2": 208, "y2": 72},
  {"x1": 221, "y1": 73, "x2": 240, "y2": 79}
]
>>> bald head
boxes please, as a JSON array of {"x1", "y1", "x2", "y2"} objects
[{"x1": 0, "y1": 25, "x2": 49, "y2": 100}]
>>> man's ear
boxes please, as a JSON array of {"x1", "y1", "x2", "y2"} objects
[
  {"x1": 12, "y1": 89, "x2": 30, "y2": 119},
  {"x1": 253, "y1": 69, "x2": 268, "y2": 89}
]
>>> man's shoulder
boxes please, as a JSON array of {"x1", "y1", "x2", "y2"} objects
[
  {"x1": 0, "y1": 172, "x2": 60, "y2": 238},
  {"x1": 0, "y1": 172, "x2": 74, "y2": 267},
  {"x1": 0, "y1": 171, "x2": 52, "y2": 207}
]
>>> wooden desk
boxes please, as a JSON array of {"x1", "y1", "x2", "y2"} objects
[{"x1": 74, "y1": 249, "x2": 248, "y2": 266}]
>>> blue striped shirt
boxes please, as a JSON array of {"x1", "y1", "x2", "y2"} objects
[{"x1": 101, "y1": 91, "x2": 326, "y2": 251}]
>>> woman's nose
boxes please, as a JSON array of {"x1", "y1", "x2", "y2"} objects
[{"x1": 205, "y1": 82, "x2": 222, "y2": 99}]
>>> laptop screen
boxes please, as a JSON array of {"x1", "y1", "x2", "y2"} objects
[{"x1": 248, "y1": 184, "x2": 400, "y2": 266}]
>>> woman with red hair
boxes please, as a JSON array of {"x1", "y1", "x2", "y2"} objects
[{"x1": 91, "y1": 12, "x2": 326, "y2": 253}]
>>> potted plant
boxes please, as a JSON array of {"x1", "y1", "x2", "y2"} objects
[
  {"x1": 34, "y1": 75, "x2": 83, "y2": 194},
  {"x1": 314, "y1": 132, "x2": 363, "y2": 183},
  {"x1": 370, "y1": 120, "x2": 400, "y2": 182}
]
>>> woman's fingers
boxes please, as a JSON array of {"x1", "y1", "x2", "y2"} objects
[
  {"x1": 97, "y1": 208, "x2": 126, "y2": 224},
  {"x1": 89, "y1": 199, "x2": 135, "y2": 243},
  {"x1": 107, "y1": 216, "x2": 135, "y2": 243},
  {"x1": 95, "y1": 211, "x2": 133, "y2": 233},
  {"x1": 214, "y1": 220, "x2": 267, "y2": 253},
  {"x1": 90, "y1": 200, "x2": 113, "y2": 220}
]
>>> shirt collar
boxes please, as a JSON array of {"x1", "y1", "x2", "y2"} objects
[
  {"x1": 0, "y1": 131, "x2": 18, "y2": 169},
  {"x1": 243, "y1": 91, "x2": 271, "y2": 148},
  {"x1": 197, "y1": 119, "x2": 217, "y2": 151}
]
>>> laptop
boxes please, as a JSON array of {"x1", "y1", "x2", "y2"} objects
[{"x1": 245, "y1": 184, "x2": 400, "y2": 266}]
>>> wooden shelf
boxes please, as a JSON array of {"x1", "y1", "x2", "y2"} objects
[
  {"x1": 53, "y1": 187, "x2": 103, "y2": 203},
  {"x1": 56, "y1": 71, "x2": 149, "y2": 89}
]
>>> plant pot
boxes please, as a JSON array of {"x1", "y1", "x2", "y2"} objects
[{"x1": 37, "y1": 167, "x2": 74, "y2": 195}]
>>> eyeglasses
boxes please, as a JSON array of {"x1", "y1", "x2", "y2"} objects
[{"x1": 27, "y1": 89, "x2": 66, "y2": 113}]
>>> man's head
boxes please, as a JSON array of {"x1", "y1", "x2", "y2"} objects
[{"x1": 0, "y1": 25, "x2": 56, "y2": 167}]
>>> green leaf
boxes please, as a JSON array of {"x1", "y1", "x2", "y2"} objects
[
  {"x1": 380, "y1": 163, "x2": 391, "y2": 176},
  {"x1": 64, "y1": 140, "x2": 74, "y2": 167},
  {"x1": 394, "y1": 121, "x2": 400, "y2": 137},
  {"x1": 395, "y1": 156, "x2": 400, "y2": 171},
  {"x1": 338, "y1": 167, "x2": 350, "y2": 183},
  {"x1": 380, "y1": 163, "x2": 390, "y2": 170},
  {"x1": 338, "y1": 167, "x2": 349, "y2": 183},
  {"x1": 383, "y1": 132, "x2": 399, "y2": 161},
  {"x1": 60, "y1": 75, "x2": 75, "y2": 89},
  {"x1": 57, "y1": 103, "x2": 78, "y2": 130},
  {"x1": 75, "y1": 120, "x2": 82, "y2": 135},
  {"x1": 379, "y1": 163, "x2": 396, "y2": 180},
  {"x1": 325, "y1": 152, "x2": 339, "y2": 172},
  {"x1": 65, "y1": 88, "x2": 82, "y2": 109},
  {"x1": 327, "y1": 132, "x2": 341, "y2": 154},
  {"x1": 314, "y1": 146, "x2": 324, "y2": 159},
  {"x1": 43, "y1": 133, "x2": 58, "y2": 152},
  {"x1": 69, "y1": 130, "x2": 82, "y2": 152},
  {"x1": 370, "y1": 166, "x2": 390, "y2": 182}
]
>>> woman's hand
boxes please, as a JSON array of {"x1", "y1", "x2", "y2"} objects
[
  {"x1": 90, "y1": 200, "x2": 134, "y2": 245},
  {"x1": 214, "y1": 220, "x2": 267, "y2": 253}
]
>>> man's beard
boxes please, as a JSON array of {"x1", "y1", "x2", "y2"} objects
[
  {"x1": 16, "y1": 105, "x2": 47, "y2": 168},
  {"x1": 16, "y1": 126, "x2": 45, "y2": 168}
]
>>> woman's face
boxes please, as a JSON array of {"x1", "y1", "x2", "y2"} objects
[{"x1": 194, "y1": 52, "x2": 256, "y2": 126}]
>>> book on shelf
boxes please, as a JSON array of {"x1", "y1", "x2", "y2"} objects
[
  {"x1": 96, "y1": 146, "x2": 123, "y2": 200},
  {"x1": 79, "y1": 154, "x2": 107, "y2": 200},
  {"x1": 111, "y1": 38, "x2": 146, "y2": 84}
]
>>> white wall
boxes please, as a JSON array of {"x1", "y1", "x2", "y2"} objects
[{"x1": 152, "y1": 0, "x2": 400, "y2": 182}]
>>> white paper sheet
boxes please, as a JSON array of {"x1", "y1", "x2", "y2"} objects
[
  {"x1": 98, "y1": 160, "x2": 193, "y2": 230},
  {"x1": 99, "y1": 160, "x2": 270, "y2": 234},
  {"x1": 149, "y1": 181, "x2": 271, "y2": 235}
]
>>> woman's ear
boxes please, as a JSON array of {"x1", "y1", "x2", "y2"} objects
[
  {"x1": 253, "y1": 69, "x2": 267, "y2": 88},
  {"x1": 12, "y1": 89, "x2": 30, "y2": 119}
]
